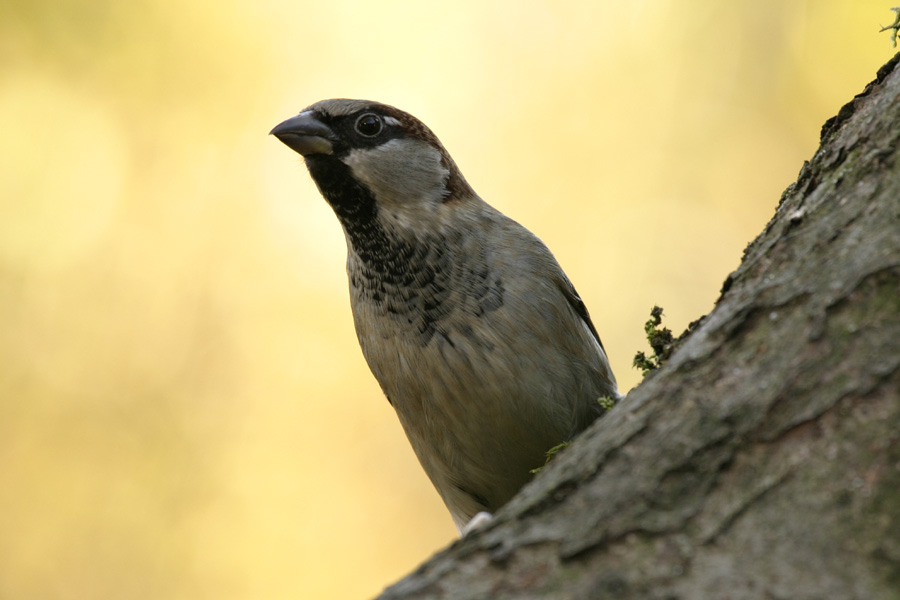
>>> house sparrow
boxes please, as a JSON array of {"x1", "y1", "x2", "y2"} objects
[{"x1": 270, "y1": 99, "x2": 619, "y2": 534}]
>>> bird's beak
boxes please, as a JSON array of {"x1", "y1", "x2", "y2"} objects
[{"x1": 269, "y1": 111, "x2": 335, "y2": 156}]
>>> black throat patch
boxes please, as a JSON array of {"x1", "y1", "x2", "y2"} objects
[{"x1": 305, "y1": 154, "x2": 504, "y2": 345}]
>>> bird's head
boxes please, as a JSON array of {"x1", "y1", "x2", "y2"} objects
[{"x1": 270, "y1": 99, "x2": 475, "y2": 237}]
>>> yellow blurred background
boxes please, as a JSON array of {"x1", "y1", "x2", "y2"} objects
[{"x1": 0, "y1": 0, "x2": 892, "y2": 598}]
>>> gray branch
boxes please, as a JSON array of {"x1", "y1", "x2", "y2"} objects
[{"x1": 379, "y1": 52, "x2": 900, "y2": 600}]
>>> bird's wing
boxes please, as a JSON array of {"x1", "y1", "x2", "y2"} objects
[{"x1": 556, "y1": 275, "x2": 606, "y2": 353}]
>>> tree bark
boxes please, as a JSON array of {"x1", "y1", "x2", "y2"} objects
[{"x1": 378, "y1": 53, "x2": 900, "y2": 600}]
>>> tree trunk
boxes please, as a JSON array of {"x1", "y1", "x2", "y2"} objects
[{"x1": 377, "y1": 52, "x2": 900, "y2": 600}]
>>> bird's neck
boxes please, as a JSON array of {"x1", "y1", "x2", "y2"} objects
[{"x1": 303, "y1": 155, "x2": 428, "y2": 276}]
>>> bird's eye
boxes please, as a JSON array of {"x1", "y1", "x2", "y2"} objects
[{"x1": 355, "y1": 113, "x2": 383, "y2": 137}]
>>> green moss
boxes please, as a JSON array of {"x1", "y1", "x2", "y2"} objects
[
  {"x1": 598, "y1": 395, "x2": 616, "y2": 411},
  {"x1": 530, "y1": 442, "x2": 570, "y2": 474},
  {"x1": 633, "y1": 305, "x2": 675, "y2": 376},
  {"x1": 881, "y1": 7, "x2": 900, "y2": 47}
]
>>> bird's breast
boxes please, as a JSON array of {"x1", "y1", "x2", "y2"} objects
[{"x1": 346, "y1": 232, "x2": 504, "y2": 346}]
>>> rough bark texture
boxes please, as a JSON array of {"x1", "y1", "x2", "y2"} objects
[{"x1": 378, "y1": 52, "x2": 900, "y2": 600}]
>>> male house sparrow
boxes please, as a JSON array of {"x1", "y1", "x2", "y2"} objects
[{"x1": 271, "y1": 99, "x2": 619, "y2": 533}]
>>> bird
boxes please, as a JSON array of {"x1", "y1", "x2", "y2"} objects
[{"x1": 270, "y1": 99, "x2": 619, "y2": 534}]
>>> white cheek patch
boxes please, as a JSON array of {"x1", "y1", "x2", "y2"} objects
[{"x1": 345, "y1": 139, "x2": 449, "y2": 206}]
